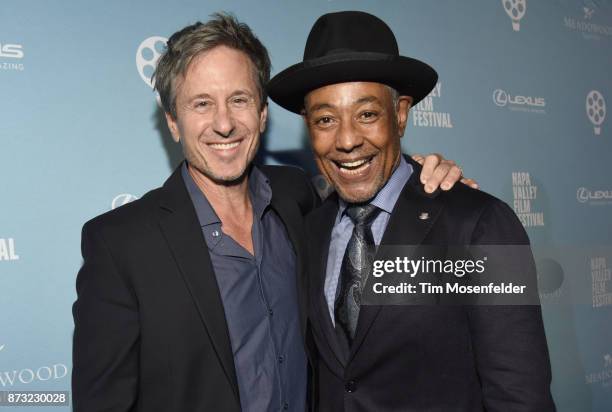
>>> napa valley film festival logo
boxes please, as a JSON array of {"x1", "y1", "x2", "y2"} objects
[
  {"x1": 511, "y1": 172, "x2": 544, "y2": 227},
  {"x1": 412, "y1": 83, "x2": 454, "y2": 128},
  {"x1": 0, "y1": 41, "x2": 24, "y2": 72},
  {"x1": 577, "y1": 187, "x2": 612, "y2": 206},
  {"x1": 111, "y1": 193, "x2": 139, "y2": 210},
  {"x1": 0, "y1": 238, "x2": 19, "y2": 262},
  {"x1": 591, "y1": 257, "x2": 612, "y2": 308},
  {"x1": 501, "y1": 0, "x2": 527, "y2": 32},
  {"x1": 563, "y1": 6, "x2": 612, "y2": 41},
  {"x1": 585, "y1": 352, "x2": 612, "y2": 388},
  {"x1": 136, "y1": 36, "x2": 168, "y2": 105},
  {"x1": 493, "y1": 88, "x2": 546, "y2": 114},
  {"x1": 586, "y1": 90, "x2": 606, "y2": 135}
]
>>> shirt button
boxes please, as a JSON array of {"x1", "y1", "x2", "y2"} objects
[
  {"x1": 345, "y1": 379, "x2": 357, "y2": 393},
  {"x1": 268, "y1": 309, "x2": 274, "y2": 316},
  {"x1": 283, "y1": 402, "x2": 289, "y2": 410},
  {"x1": 278, "y1": 356, "x2": 284, "y2": 363}
]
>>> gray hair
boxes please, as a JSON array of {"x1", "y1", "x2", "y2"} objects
[
  {"x1": 153, "y1": 12, "x2": 271, "y2": 118},
  {"x1": 386, "y1": 85, "x2": 400, "y2": 108}
]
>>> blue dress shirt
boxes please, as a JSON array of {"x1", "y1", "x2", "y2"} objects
[
  {"x1": 182, "y1": 163, "x2": 307, "y2": 412},
  {"x1": 324, "y1": 156, "x2": 413, "y2": 323}
]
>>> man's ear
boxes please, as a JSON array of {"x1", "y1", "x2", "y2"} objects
[
  {"x1": 396, "y1": 96, "x2": 413, "y2": 137},
  {"x1": 259, "y1": 102, "x2": 268, "y2": 134},
  {"x1": 164, "y1": 112, "x2": 181, "y2": 143}
]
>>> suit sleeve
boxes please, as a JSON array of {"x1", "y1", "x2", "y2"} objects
[
  {"x1": 467, "y1": 201, "x2": 556, "y2": 412},
  {"x1": 290, "y1": 167, "x2": 322, "y2": 215},
  {"x1": 72, "y1": 222, "x2": 139, "y2": 412}
]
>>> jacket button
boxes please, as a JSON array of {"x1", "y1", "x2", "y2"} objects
[{"x1": 345, "y1": 379, "x2": 357, "y2": 393}]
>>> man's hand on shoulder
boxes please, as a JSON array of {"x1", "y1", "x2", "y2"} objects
[{"x1": 412, "y1": 153, "x2": 479, "y2": 193}]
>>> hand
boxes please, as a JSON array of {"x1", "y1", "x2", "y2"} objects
[{"x1": 411, "y1": 153, "x2": 479, "y2": 193}]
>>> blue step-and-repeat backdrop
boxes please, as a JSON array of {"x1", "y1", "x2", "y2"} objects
[{"x1": 1, "y1": 0, "x2": 611, "y2": 410}]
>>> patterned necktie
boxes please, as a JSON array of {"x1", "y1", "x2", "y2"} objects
[{"x1": 334, "y1": 204, "x2": 381, "y2": 344}]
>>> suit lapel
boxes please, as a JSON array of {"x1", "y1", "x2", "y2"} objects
[
  {"x1": 348, "y1": 159, "x2": 445, "y2": 362},
  {"x1": 307, "y1": 195, "x2": 349, "y2": 369},
  {"x1": 156, "y1": 168, "x2": 240, "y2": 403}
]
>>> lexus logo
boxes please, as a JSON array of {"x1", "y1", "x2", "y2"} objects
[
  {"x1": 493, "y1": 89, "x2": 508, "y2": 107},
  {"x1": 493, "y1": 88, "x2": 545, "y2": 108},
  {"x1": 577, "y1": 187, "x2": 612, "y2": 203},
  {"x1": 577, "y1": 187, "x2": 589, "y2": 203}
]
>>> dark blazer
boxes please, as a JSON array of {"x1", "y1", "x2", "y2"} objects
[
  {"x1": 72, "y1": 164, "x2": 318, "y2": 412},
  {"x1": 306, "y1": 157, "x2": 555, "y2": 412}
]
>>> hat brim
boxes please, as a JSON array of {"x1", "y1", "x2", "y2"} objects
[{"x1": 268, "y1": 52, "x2": 438, "y2": 114}]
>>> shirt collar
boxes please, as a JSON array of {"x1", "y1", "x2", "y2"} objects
[
  {"x1": 181, "y1": 162, "x2": 272, "y2": 228},
  {"x1": 337, "y1": 155, "x2": 413, "y2": 218}
]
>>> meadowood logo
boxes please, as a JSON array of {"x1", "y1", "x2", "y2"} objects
[
  {"x1": 564, "y1": 6, "x2": 612, "y2": 40},
  {"x1": 586, "y1": 353, "x2": 612, "y2": 387},
  {"x1": 0, "y1": 364, "x2": 68, "y2": 387}
]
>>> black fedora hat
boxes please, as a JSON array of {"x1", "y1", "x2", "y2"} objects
[{"x1": 268, "y1": 11, "x2": 438, "y2": 114}]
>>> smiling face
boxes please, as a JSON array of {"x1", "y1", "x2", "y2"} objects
[
  {"x1": 303, "y1": 82, "x2": 412, "y2": 203},
  {"x1": 165, "y1": 45, "x2": 267, "y2": 184}
]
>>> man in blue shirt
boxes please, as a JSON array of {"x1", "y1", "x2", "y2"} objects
[{"x1": 72, "y1": 13, "x2": 471, "y2": 412}]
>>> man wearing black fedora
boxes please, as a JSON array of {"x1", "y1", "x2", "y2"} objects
[
  {"x1": 71, "y1": 12, "x2": 473, "y2": 412},
  {"x1": 269, "y1": 11, "x2": 555, "y2": 412}
]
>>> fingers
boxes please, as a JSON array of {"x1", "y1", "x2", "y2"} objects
[
  {"x1": 439, "y1": 164, "x2": 462, "y2": 191},
  {"x1": 425, "y1": 160, "x2": 457, "y2": 193},
  {"x1": 419, "y1": 153, "x2": 443, "y2": 186},
  {"x1": 411, "y1": 153, "x2": 425, "y2": 165},
  {"x1": 417, "y1": 154, "x2": 479, "y2": 193},
  {"x1": 461, "y1": 177, "x2": 479, "y2": 190}
]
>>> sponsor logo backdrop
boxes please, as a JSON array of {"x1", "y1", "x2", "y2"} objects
[{"x1": 1, "y1": 1, "x2": 610, "y2": 410}]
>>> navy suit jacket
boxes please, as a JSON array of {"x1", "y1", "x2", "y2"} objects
[{"x1": 305, "y1": 157, "x2": 555, "y2": 412}]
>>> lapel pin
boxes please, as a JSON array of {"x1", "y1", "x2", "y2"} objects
[{"x1": 418, "y1": 212, "x2": 429, "y2": 221}]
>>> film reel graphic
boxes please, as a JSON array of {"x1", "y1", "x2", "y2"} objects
[
  {"x1": 502, "y1": 0, "x2": 527, "y2": 31},
  {"x1": 586, "y1": 90, "x2": 606, "y2": 135},
  {"x1": 135, "y1": 36, "x2": 168, "y2": 106}
]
